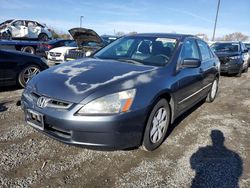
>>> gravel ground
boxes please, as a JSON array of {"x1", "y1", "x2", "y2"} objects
[{"x1": 0, "y1": 72, "x2": 250, "y2": 188}]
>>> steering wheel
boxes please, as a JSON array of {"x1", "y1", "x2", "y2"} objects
[{"x1": 155, "y1": 54, "x2": 169, "y2": 61}]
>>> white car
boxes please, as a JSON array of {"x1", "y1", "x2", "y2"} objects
[
  {"x1": 47, "y1": 41, "x2": 77, "y2": 63},
  {"x1": 0, "y1": 19, "x2": 52, "y2": 41}
]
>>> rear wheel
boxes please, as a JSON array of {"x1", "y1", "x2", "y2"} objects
[
  {"x1": 142, "y1": 99, "x2": 170, "y2": 151},
  {"x1": 38, "y1": 33, "x2": 49, "y2": 41},
  {"x1": 206, "y1": 78, "x2": 218, "y2": 103},
  {"x1": 18, "y1": 65, "x2": 41, "y2": 88},
  {"x1": 21, "y1": 46, "x2": 35, "y2": 54}
]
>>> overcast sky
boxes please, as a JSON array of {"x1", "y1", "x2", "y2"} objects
[{"x1": 0, "y1": 0, "x2": 249, "y2": 39}]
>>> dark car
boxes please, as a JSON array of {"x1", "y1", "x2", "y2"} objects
[
  {"x1": 36, "y1": 39, "x2": 74, "y2": 57},
  {"x1": 101, "y1": 35, "x2": 119, "y2": 45},
  {"x1": 0, "y1": 50, "x2": 48, "y2": 87},
  {"x1": 21, "y1": 33, "x2": 220, "y2": 151},
  {"x1": 211, "y1": 41, "x2": 249, "y2": 76}
]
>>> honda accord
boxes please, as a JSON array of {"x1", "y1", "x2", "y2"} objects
[{"x1": 21, "y1": 33, "x2": 220, "y2": 151}]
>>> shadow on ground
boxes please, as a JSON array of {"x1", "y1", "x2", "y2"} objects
[{"x1": 190, "y1": 130, "x2": 242, "y2": 188}]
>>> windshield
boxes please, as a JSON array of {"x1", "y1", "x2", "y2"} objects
[
  {"x1": 211, "y1": 42, "x2": 239, "y2": 53},
  {"x1": 94, "y1": 36, "x2": 177, "y2": 66}
]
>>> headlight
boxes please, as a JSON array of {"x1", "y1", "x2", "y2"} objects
[
  {"x1": 77, "y1": 89, "x2": 136, "y2": 115},
  {"x1": 229, "y1": 55, "x2": 241, "y2": 60}
]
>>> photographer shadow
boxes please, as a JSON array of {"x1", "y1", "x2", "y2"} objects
[{"x1": 190, "y1": 130, "x2": 242, "y2": 188}]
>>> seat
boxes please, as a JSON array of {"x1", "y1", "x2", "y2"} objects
[{"x1": 132, "y1": 41, "x2": 150, "y2": 60}]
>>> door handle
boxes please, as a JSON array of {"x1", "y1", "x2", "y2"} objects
[{"x1": 199, "y1": 68, "x2": 204, "y2": 73}]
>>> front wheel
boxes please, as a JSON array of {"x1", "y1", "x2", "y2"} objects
[
  {"x1": 18, "y1": 65, "x2": 41, "y2": 88},
  {"x1": 206, "y1": 78, "x2": 219, "y2": 103},
  {"x1": 1, "y1": 32, "x2": 11, "y2": 40},
  {"x1": 142, "y1": 99, "x2": 170, "y2": 151}
]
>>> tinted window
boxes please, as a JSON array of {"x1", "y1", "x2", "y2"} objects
[
  {"x1": 197, "y1": 40, "x2": 211, "y2": 61},
  {"x1": 180, "y1": 39, "x2": 200, "y2": 59}
]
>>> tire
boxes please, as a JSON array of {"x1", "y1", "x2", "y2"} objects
[
  {"x1": 18, "y1": 65, "x2": 41, "y2": 88},
  {"x1": 1, "y1": 32, "x2": 11, "y2": 40},
  {"x1": 236, "y1": 66, "x2": 243, "y2": 77},
  {"x1": 21, "y1": 46, "x2": 35, "y2": 54},
  {"x1": 38, "y1": 33, "x2": 49, "y2": 41},
  {"x1": 142, "y1": 99, "x2": 171, "y2": 151},
  {"x1": 243, "y1": 65, "x2": 248, "y2": 73},
  {"x1": 206, "y1": 78, "x2": 219, "y2": 103}
]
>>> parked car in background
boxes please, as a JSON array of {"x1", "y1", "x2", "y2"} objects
[
  {"x1": 65, "y1": 28, "x2": 105, "y2": 61},
  {"x1": 101, "y1": 35, "x2": 119, "y2": 45},
  {"x1": 47, "y1": 41, "x2": 77, "y2": 63},
  {"x1": 0, "y1": 19, "x2": 52, "y2": 41},
  {"x1": 21, "y1": 33, "x2": 220, "y2": 151},
  {"x1": 0, "y1": 49, "x2": 48, "y2": 87},
  {"x1": 244, "y1": 42, "x2": 250, "y2": 64},
  {"x1": 36, "y1": 39, "x2": 74, "y2": 57},
  {"x1": 211, "y1": 41, "x2": 249, "y2": 77}
]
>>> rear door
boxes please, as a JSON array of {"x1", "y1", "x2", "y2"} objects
[
  {"x1": 196, "y1": 40, "x2": 216, "y2": 96},
  {"x1": 175, "y1": 38, "x2": 204, "y2": 113}
]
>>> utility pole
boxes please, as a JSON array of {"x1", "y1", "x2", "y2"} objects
[
  {"x1": 80, "y1": 16, "x2": 84, "y2": 28},
  {"x1": 212, "y1": 0, "x2": 221, "y2": 41}
]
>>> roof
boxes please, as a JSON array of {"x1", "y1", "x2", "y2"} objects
[{"x1": 132, "y1": 33, "x2": 194, "y2": 40}]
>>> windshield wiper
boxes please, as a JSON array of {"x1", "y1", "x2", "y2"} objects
[{"x1": 117, "y1": 58, "x2": 143, "y2": 65}]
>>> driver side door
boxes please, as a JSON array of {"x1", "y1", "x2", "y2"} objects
[{"x1": 175, "y1": 38, "x2": 204, "y2": 114}]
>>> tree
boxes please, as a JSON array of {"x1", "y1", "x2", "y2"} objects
[
  {"x1": 49, "y1": 27, "x2": 71, "y2": 39},
  {"x1": 219, "y1": 32, "x2": 249, "y2": 41}
]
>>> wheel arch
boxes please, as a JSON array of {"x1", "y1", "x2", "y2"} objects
[{"x1": 149, "y1": 91, "x2": 176, "y2": 124}]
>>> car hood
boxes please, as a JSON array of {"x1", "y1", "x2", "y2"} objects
[
  {"x1": 29, "y1": 58, "x2": 157, "y2": 103},
  {"x1": 215, "y1": 51, "x2": 240, "y2": 58},
  {"x1": 68, "y1": 28, "x2": 103, "y2": 48},
  {"x1": 49, "y1": 46, "x2": 77, "y2": 53}
]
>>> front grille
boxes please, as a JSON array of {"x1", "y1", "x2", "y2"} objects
[
  {"x1": 49, "y1": 52, "x2": 61, "y2": 57},
  {"x1": 65, "y1": 50, "x2": 85, "y2": 60},
  {"x1": 219, "y1": 57, "x2": 230, "y2": 64},
  {"x1": 31, "y1": 92, "x2": 72, "y2": 109}
]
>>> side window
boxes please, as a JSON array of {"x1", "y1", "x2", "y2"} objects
[
  {"x1": 12, "y1": 20, "x2": 24, "y2": 27},
  {"x1": 180, "y1": 39, "x2": 200, "y2": 59},
  {"x1": 197, "y1": 40, "x2": 211, "y2": 61}
]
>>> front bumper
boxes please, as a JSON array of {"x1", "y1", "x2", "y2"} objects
[
  {"x1": 220, "y1": 62, "x2": 242, "y2": 74},
  {"x1": 21, "y1": 94, "x2": 148, "y2": 150}
]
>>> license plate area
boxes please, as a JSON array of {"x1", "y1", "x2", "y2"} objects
[{"x1": 26, "y1": 109, "x2": 44, "y2": 130}]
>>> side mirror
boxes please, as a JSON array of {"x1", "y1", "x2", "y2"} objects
[{"x1": 182, "y1": 58, "x2": 201, "y2": 68}]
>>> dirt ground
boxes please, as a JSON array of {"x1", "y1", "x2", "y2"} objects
[{"x1": 0, "y1": 72, "x2": 250, "y2": 188}]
